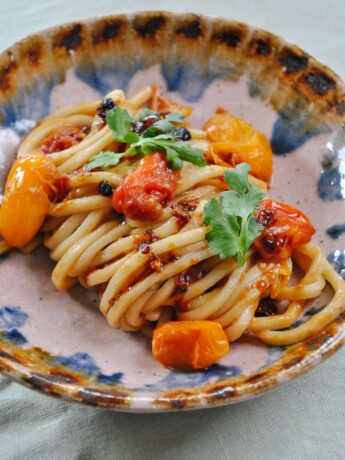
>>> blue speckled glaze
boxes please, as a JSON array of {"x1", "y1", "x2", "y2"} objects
[
  {"x1": 326, "y1": 224, "x2": 345, "y2": 240},
  {"x1": 0, "y1": 303, "x2": 278, "y2": 389},
  {"x1": 318, "y1": 133, "x2": 345, "y2": 201},
  {"x1": 53, "y1": 352, "x2": 123, "y2": 385},
  {"x1": 328, "y1": 250, "x2": 345, "y2": 279},
  {"x1": 0, "y1": 76, "x2": 61, "y2": 134},
  {"x1": 76, "y1": 60, "x2": 141, "y2": 96},
  {"x1": 0, "y1": 306, "x2": 28, "y2": 329},
  {"x1": 270, "y1": 104, "x2": 329, "y2": 155},
  {"x1": 318, "y1": 167, "x2": 345, "y2": 201},
  {"x1": 0, "y1": 307, "x2": 28, "y2": 347},
  {"x1": 161, "y1": 61, "x2": 215, "y2": 102},
  {"x1": 2, "y1": 329, "x2": 27, "y2": 345},
  {"x1": 142, "y1": 364, "x2": 241, "y2": 391}
]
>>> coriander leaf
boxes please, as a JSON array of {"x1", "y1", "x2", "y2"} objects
[
  {"x1": 104, "y1": 107, "x2": 205, "y2": 169},
  {"x1": 143, "y1": 126, "x2": 159, "y2": 138},
  {"x1": 123, "y1": 131, "x2": 140, "y2": 143},
  {"x1": 154, "y1": 112, "x2": 185, "y2": 133},
  {"x1": 171, "y1": 142, "x2": 206, "y2": 167},
  {"x1": 237, "y1": 217, "x2": 262, "y2": 266},
  {"x1": 83, "y1": 151, "x2": 124, "y2": 171},
  {"x1": 123, "y1": 135, "x2": 206, "y2": 169},
  {"x1": 203, "y1": 198, "x2": 240, "y2": 259},
  {"x1": 166, "y1": 147, "x2": 183, "y2": 170},
  {"x1": 224, "y1": 163, "x2": 251, "y2": 194},
  {"x1": 203, "y1": 163, "x2": 264, "y2": 265},
  {"x1": 221, "y1": 185, "x2": 264, "y2": 221},
  {"x1": 106, "y1": 106, "x2": 133, "y2": 141},
  {"x1": 140, "y1": 141, "x2": 157, "y2": 155}
]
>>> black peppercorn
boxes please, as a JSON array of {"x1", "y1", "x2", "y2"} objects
[
  {"x1": 96, "y1": 98, "x2": 117, "y2": 120},
  {"x1": 98, "y1": 181, "x2": 114, "y2": 196},
  {"x1": 173, "y1": 127, "x2": 191, "y2": 141}
]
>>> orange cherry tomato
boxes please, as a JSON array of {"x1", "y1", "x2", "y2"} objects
[
  {"x1": 253, "y1": 199, "x2": 316, "y2": 261},
  {"x1": 204, "y1": 112, "x2": 273, "y2": 182},
  {"x1": 0, "y1": 152, "x2": 60, "y2": 248},
  {"x1": 152, "y1": 320, "x2": 229, "y2": 371},
  {"x1": 113, "y1": 152, "x2": 179, "y2": 221}
]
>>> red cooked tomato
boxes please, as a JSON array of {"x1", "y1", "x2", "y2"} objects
[
  {"x1": 40, "y1": 126, "x2": 89, "y2": 154},
  {"x1": 112, "y1": 152, "x2": 179, "y2": 220},
  {"x1": 152, "y1": 320, "x2": 229, "y2": 371},
  {"x1": 253, "y1": 199, "x2": 316, "y2": 261}
]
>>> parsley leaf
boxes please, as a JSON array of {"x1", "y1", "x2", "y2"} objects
[
  {"x1": 86, "y1": 106, "x2": 206, "y2": 170},
  {"x1": 203, "y1": 163, "x2": 264, "y2": 266},
  {"x1": 83, "y1": 151, "x2": 124, "y2": 171}
]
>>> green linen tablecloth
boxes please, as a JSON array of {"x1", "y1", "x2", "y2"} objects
[{"x1": 0, "y1": 1, "x2": 344, "y2": 459}]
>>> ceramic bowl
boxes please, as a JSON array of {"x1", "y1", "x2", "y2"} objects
[{"x1": 0, "y1": 11, "x2": 345, "y2": 411}]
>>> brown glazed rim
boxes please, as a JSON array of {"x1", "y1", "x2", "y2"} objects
[{"x1": 0, "y1": 11, "x2": 344, "y2": 411}]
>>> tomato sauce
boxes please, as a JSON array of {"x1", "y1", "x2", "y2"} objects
[
  {"x1": 112, "y1": 152, "x2": 179, "y2": 220},
  {"x1": 253, "y1": 199, "x2": 315, "y2": 261}
]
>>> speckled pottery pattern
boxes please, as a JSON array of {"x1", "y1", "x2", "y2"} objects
[{"x1": 0, "y1": 11, "x2": 345, "y2": 411}]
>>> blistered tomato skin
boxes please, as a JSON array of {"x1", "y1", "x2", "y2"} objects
[
  {"x1": 152, "y1": 320, "x2": 230, "y2": 371},
  {"x1": 253, "y1": 199, "x2": 316, "y2": 261},
  {"x1": 204, "y1": 112, "x2": 273, "y2": 182},
  {"x1": 0, "y1": 153, "x2": 60, "y2": 248},
  {"x1": 112, "y1": 152, "x2": 179, "y2": 221}
]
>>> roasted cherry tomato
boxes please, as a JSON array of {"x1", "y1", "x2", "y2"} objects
[
  {"x1": 112, "y1": 152, "x2": 179, "y2": 220},
  {"x1": 0, "y1": 152, "x2": 61, "y2": 248},
  {"x1": 40, "y1": 126, "x2": 89, "y2": 154},
  {"x1": 152, "y1": 320, "x2": 229, "y2": 371},
  {"x1": 204, "y1": 112, "x2": 273, "y2": 182},
  {"x1": 253, "y1": 199, "x2": 316, "y2": 261}
]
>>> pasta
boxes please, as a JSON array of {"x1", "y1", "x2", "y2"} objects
[{"x1": 0, "y1": 85, "x2": 344, "y2": 371}]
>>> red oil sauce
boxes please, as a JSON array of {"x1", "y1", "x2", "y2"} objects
[
  {"x1": 112, "y1": 152, "x2": 179, "y2": 221},
  {"x1": 258, "y1": 260, "x2": 292, "y2": 298},
  {"x1": 255, "y1": 280, "x2": 268, "y2": 293},
  {"x1": 40, "y1": 126, "x2": 89, "y2": 154}
]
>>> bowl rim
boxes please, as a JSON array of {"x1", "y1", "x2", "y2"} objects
[{"x1": 0, "y1": 10, "x2": 345, "y2": 412}]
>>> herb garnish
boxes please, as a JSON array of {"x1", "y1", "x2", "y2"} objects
[
  {"x1": 84, "y1": 106, "x2": 205, "y2": 171},
  {"x1": 203, "y1": 163, "x2": 264, "y2": 266}
]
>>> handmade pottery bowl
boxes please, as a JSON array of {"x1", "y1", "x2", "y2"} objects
[{"x1": 0, "y1": 11, "x2": 345, "y2": 411}]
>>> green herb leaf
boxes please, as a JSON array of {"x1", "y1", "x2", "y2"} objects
[
  {"x1": 128, "y1": 136, "x2": 206, "y2": 169},
  {"x1": 166, "y1": 147, "x2": 183, "y2": 170},
  {"x1": 154, "y1": 112, "x2": 184, "y2": 133},
  {"x1": 203, "y1": 163, "x2": 264, "y2": 265},
  {"x1": 83, "y1": 151, "x2": 124, "y2": 171},
  {"x1": 123, "y1": 131, "x2": 140, "y2": 144},
  {"x1": 106, "y1": 106, "x2": 133, "y2": 141},
  {"x1": 104, "y1": 106, "x2": 206, "y2": 170},
  {"x1": 203, "y1": 198, "x2": 240, "y2": 259},
  {"x1": 142, "y1": 126, "x2": 159, "y2": 138}
]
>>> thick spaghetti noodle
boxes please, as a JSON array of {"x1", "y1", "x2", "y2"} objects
[{"x1": 0, "y1": 85, "x2": 344, "y2": 371}]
